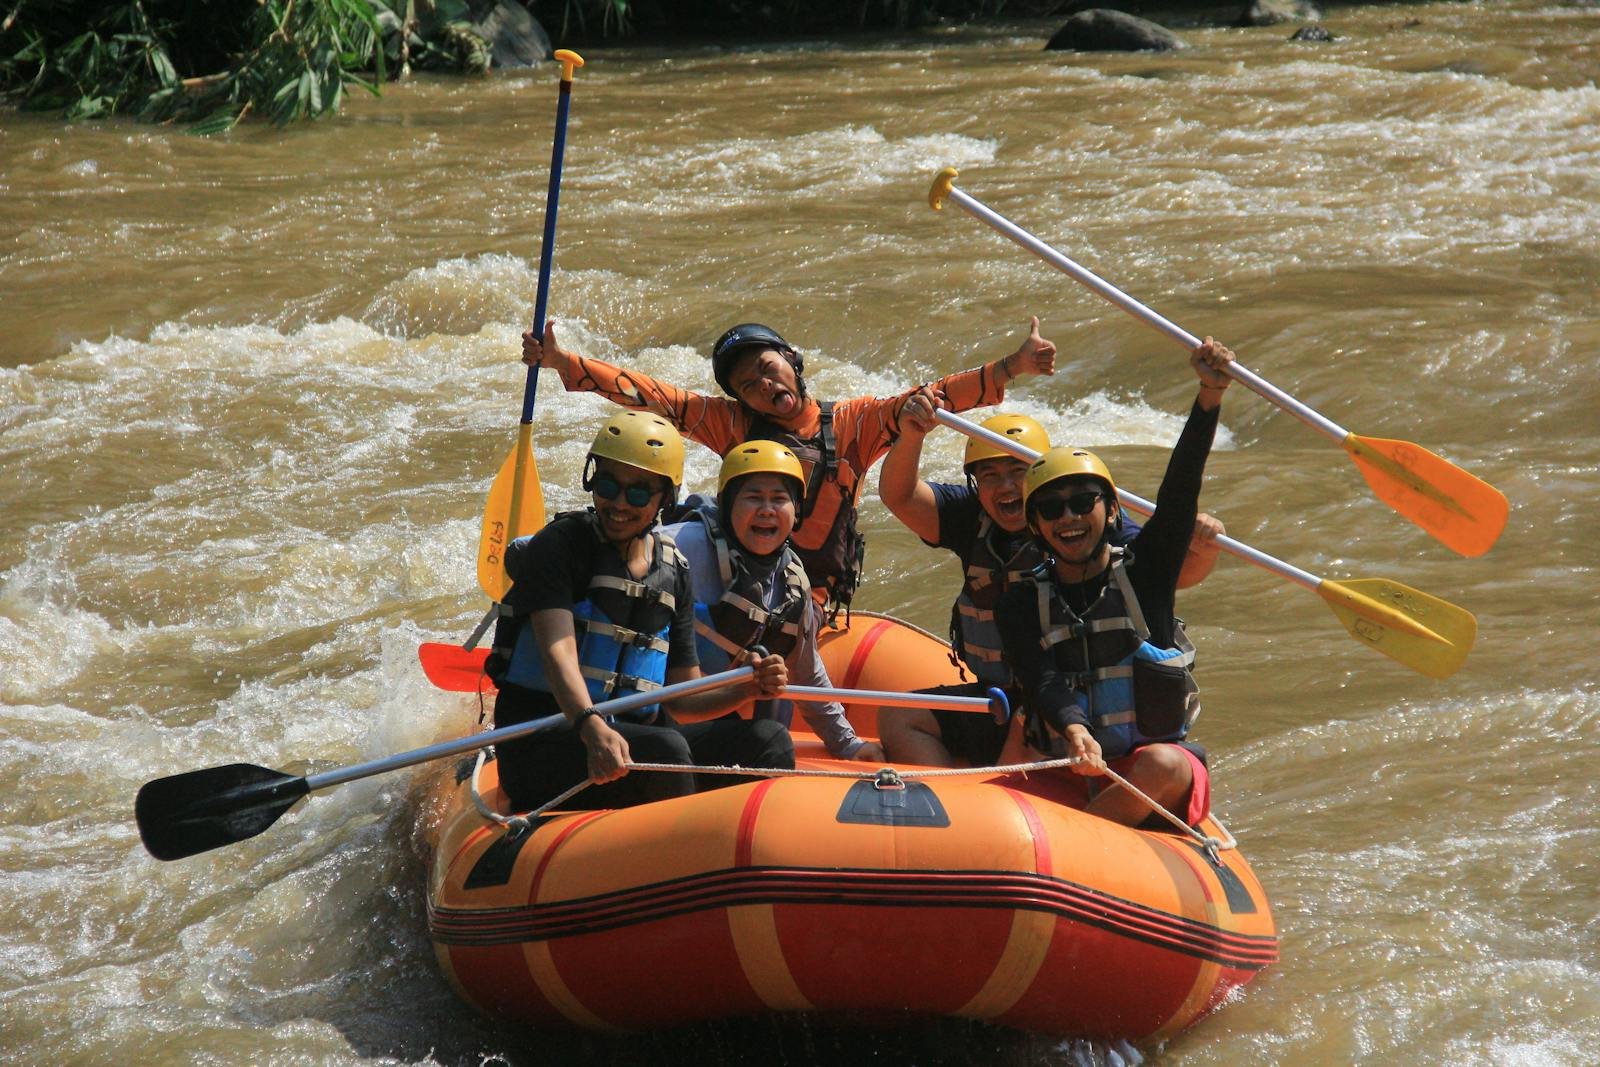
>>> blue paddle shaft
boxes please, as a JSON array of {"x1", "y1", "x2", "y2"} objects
[{"x1": 521, "y1": 75, "x2": 575, "y2": 424}]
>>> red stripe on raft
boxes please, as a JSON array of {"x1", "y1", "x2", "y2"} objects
[
  {"x1": 840, "y1": 618, "x2": 895, "y2": 691},
  {"x1": 529, "y1": 810, "x2": 609, "y2": 904},
  {"x1": 735, "y1": 778, "x2": 777, "y2": 869},
  {"x1": 1003, "y1": 787, "x2": 1052, "y2": 878}
]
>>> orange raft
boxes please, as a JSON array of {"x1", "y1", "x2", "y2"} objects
[{"x1": 425, "y1": 613, "x2": 1278, "y2": 1040}]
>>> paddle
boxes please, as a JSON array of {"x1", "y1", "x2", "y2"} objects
[
  {"x1": 420, "y1": 641, "x2": 492, "y2": 693},
  {"x1": 136, "y1": 662, "x2": 752, "y2": 862},
  {"x1": 934, "y1": 409, "x2": 1476, "y2": 679},
  {"x1": 927, "y1": 167, "x2": 1508, "y2": 559},
  {"x1": 412, "y1": 645, "x2": 1012, "y2": 720},
  {"x1": 785, "y1": 684, "x2": 1011, "y2": 723},
  {"x1": 476, "y1": 49, "x2": 586, "y2": 603}
]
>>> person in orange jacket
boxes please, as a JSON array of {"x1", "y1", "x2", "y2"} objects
[{"x1": 522, "y1": 317, "x2": 1056, "y2": 619}]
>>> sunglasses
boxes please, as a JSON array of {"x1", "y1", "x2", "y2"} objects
[
  {"x1": 1031, "y1": 490, "x2": 1104, "y2": 522},
  {"x1": 591, "y1": 475, "x2": 662, "y2": 507}
]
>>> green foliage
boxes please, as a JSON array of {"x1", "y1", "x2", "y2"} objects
[
  {"x1": 532, "y1": 0, "x2": 1057, "y2": 38},
  {"x1": 0, "y1": 0, "x2": 1084, "y2": 130},
  {"x1": 0, "y1": 0, "x2": 494, "y2": 130}
]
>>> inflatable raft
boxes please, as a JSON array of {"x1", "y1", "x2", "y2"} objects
[{"x1": 425, "y1": 613, "x2": 1277, "y2": 1040}]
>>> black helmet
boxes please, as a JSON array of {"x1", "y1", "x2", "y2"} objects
[{"x1": 711, "y1": 323, "x2": 803, "y2": 397}]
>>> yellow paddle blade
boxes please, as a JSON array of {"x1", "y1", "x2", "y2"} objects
[
  {"x1": 1342, "y1": 433, "x2": 1508, "y2": 558},
  {"x1": 1317, "y1": 577, "x2": 1476, "y2": 679},
  {"x1": 476, "y1": 423, "x2": 545, "y2": 603}
]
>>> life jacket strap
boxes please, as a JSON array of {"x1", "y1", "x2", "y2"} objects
[
  {"x1": 694, "y1": 618, "x2": 747, "y2": 657},
  {"x1": 578, "y1": 618, "x2": 672, "y2": 654},
  {"x1": 589, "y1": 574, "x2": 677, "y2": 612},
  {"x1": 579, "y1": 665, "x2": 662, "y2": 695}
]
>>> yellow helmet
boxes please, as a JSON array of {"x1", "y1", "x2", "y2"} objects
[
  {"x1": 1023, "y1": 446, "x2": 1118, "y2": 511},
  {"x1": 586, "y1": 411, "x2": 685, "y2": 490},
  {"x1": 964, "y1": 413, "x2": 1051, "y2": 472},
  {"x1": 717, "y1": 440, "x2": 806, "y2": 499}
]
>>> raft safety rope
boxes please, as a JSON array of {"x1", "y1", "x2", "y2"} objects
[{"x1": 470, "y1": 749, "x2": 1234, "y2": 854}]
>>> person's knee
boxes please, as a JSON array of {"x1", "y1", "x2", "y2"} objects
[
  {"x1": 879, "y1": 707, "x2": 938, "y2": 742},
  {"x1": 747, "y1": 719, "x2": 796, "y2": 768},
  {"x1": 633, "y1": 729, "x2": 693, "y2": 766},
  {"x1": 1130, "y1": 744, "x2": 1191, "y2": 793}
]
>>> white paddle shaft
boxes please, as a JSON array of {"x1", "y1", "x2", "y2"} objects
[
  {"x1": 942, "y1": 183, "x2": 1351, "y2": 444},
  {"x1": 934, "y1": 408, "x2": 1322, "y2": 592}
]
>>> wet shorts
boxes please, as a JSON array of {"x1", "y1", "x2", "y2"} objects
[
  {"x1": 920, "y1": 681, "x2": 1010, "y2": 767},
  {"x1": 1090, "y1": 741, "x2": 1211, "y2": 828}
]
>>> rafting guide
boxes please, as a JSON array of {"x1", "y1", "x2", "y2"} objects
[{"x1": 520, "y1": 313, "x2": 1056, "y2": 619}]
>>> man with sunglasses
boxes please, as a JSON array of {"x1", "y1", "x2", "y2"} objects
[
  {"x1": 521, "y1": 316, "x2": 1056, "y2": 620},
  {"x1": 486, "y1": 411, "x2": 792, "y2": 812},
  {"x1": 875, "y1": 406, "x2": 1224, "y2": 768},
  {"x1": 988, "y1": 338, "x2": 1235, "y2": 828},
  {"x1": 664, "y1": 441, "x2": 886, "y2": 763}
]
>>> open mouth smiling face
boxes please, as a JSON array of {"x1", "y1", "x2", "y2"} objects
[
  {"x1": 1031, "y1": 478, "x2": 1110, "y2": 562},
  {"x1": 972, "y1": 459, "x2": 1030, "y2": 532},
  {"x1": 729, "y1": 473, "x2": 798, "y2": 555}
]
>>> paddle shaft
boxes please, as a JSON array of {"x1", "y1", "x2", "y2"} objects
[
  {"x1": 784, "y1": 684, "x2": 1009, "y2": 720},
  {"x1": 306, "y1": 666, "x2": 754, "y2": 794},
  {"x1": 934, "y1": 409, "x2": 1322, "y2": 593},
  {"x1": 936, "y1": 182, "x2": 1350, "y2": 445},
  {"x1": 520, "y1": 55, "x2": 579, "y2": 422}
]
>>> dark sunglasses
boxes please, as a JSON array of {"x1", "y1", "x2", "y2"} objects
[
  {"x1": 1031, "y1": 490, "x2": 1103, "y2": 522},
  {"x1": 591, "y1": 475, "x2": 661, "y2": 507}
]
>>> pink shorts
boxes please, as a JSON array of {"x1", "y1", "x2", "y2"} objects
[{"x1": 1090, "y1": 743, "x2": 1211, "y2": 827}]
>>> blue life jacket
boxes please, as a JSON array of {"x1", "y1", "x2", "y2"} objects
[
  {"x1": 1029, "y1": 548, "x2": 1200, "y2": 759},
  {"x1": 688, "y1": 510, "x2": 808, "y2": 674},
  {"x1": 949, "y1": 511, "x2": 1043, "y2": 686},
  {"x1": 494, "y1": 513, "x2": 686, "y2": 723}
]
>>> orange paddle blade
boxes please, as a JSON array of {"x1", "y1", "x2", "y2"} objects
[
  {"x1": 477, "y1": 423, "x2": 545, "y2": 603},
  {"x1": 1342, "y1": 433, "x2": 1508, "y2": 558},
  {"x1": 419, "y1": 643, "x2": 495, "y2": 694}
]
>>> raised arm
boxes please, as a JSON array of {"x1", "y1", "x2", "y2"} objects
[
  {"x1": 522, "y1": 320, "x2": 740, "y2": 451},
  {"x1": 879, "y1": 385, "x2": 944, "y2": 544},
  {"x1": 931, "y1": 315, "x2": 1057, "y2": 417}
]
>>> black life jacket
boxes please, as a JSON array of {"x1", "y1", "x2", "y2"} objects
[
  {"x1": 1022, "y1": 547, "x2": 1201, "y2": 759},
  {"x1": 748, "y1": 401, "x2": 865, "y2": 618},
  {"x1": 688, "y1": 509, "x2": 809, "y2": 669},
  {"x1": 949, "y1": 512, "x2": 1044, "y2": 685}
]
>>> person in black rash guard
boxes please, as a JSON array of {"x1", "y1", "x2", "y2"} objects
[
  {"x1": 996, "y1": 338, "x2": 1235, "y2": 828},
  {"x1": 486, "y1": 411, "x2": 792, "y2": 812},
  {"x1": 876, "y1": 403, "x2": 1227, "y2": 768}
]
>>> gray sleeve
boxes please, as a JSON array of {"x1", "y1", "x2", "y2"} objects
[{"x1": 789, "y1": 613, "x2": 864, "y2": 759}]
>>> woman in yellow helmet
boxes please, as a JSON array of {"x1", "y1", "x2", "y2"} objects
[
  {"x1": 875, "y1": 402, "x2": 1226, "y2": 768},
  {"x1": 487, "y1": 411, "x2": 791, "y2": 811},
  {"x1": 992, "y1": 339, "x2": 1236, "y2": 827},
  {"x1": 664, "y1": 441, "x2": 885, "y2": 762}
]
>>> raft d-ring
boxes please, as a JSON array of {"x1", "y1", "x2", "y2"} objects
[{"x1": 873, "y1": 768, "x2": 906, "y2": 792}]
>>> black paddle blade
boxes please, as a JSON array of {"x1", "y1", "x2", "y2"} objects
[{"x1": 135, "y1": 763, "x2": 310, "y2": 861}]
